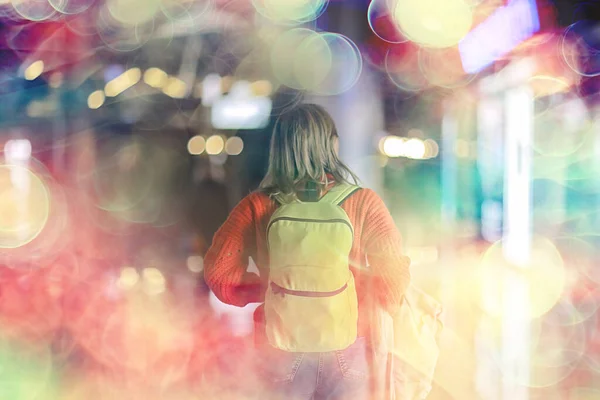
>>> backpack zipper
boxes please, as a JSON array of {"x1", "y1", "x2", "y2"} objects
[
  {"x1": 270, "y1": 281, "x2": 348, "y2": 298},
  {"x1": 267, "y1": 217, "x2": 353, "y2": 239}
]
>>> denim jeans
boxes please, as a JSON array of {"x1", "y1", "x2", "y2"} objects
[{"x1": 256, "y1": 337, "x2": 371, "y2": 400}]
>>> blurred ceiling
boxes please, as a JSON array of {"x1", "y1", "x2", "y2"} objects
[{"x1": 0, "y1": 0, "x2": 599, "y2": 132}]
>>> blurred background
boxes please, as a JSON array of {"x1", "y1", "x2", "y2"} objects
[{"x1": 1, "y1": 0, "x2": 600, "y2": 399}]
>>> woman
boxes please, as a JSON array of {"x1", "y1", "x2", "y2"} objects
[{"x1": 204, "y1": 103, "x2": 410, "y2": 399}]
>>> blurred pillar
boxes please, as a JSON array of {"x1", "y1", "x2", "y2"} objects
[
  {"x1": 308, "y1": 66, "x2": 384, "y2": 192},
  {"x1": 475, "y1": 59, "x2": 535, "y2": 400},
  {"x1": 439, "y1": 101, "x2": 458, "y2": 329},
  {"x1": 501, "y1": 84, "x2": 533, "y2": 400}
]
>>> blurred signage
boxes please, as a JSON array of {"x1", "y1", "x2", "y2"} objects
[
  {"x1": 211, "y1": 97, "x2": 272, "y2": 130},
  {"x1": 211, "y1": 81, "x2": 272, "y2": 130},
  {"x1": 458, "y1": 0, "x2": 540, "y2": 74}
]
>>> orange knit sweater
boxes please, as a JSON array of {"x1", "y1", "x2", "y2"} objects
[{"x1": 204, "y1": 187, "x2": 411, "y2": 338}]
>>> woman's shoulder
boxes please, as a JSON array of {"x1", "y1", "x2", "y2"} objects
[
  {"x1": 343, "y1": 186, "x2": 388, "y2": 214},
  {"x1": 347, "y1": 186, "x2": 383, "y2": 203},
  {"x1": 238, "y1": 190, "x2": 275, "y2": 212},
  {"x1": 246, "y1": 189, "x2": 272, "y2": 201}
]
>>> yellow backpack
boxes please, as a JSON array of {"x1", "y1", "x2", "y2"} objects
[{"x1": 265, "y1": 183, "x2": 360, "y2": 352}]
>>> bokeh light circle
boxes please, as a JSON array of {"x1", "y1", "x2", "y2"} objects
[
  {"x1": 569, "y1": 388, "x2": 600, "y2": 400},
  {"x1": 48, "y1": 0, "x2": 94, "y2": 14},
  {"x1": 225, "y1": 137, "x2": 244, "y2": 155},
  {"x1": 271, "y1": 28, "x2": 320, "y2": 90},
  {"x1": 0, "y1": 164, "x2": 71, "y2": 269},
  {"x1": 481, "y1": 312, "x2": 585, "y2": 389},
  {"x1": 11, "y1": 0, "x2": 56, "y2": 21},
  {"x1": 271, "y1": 86, "x2": 306, "y2": 116},
  {"x1": 271, "y1": 28, "x2": 362, "y2": 96},
  {"x1": 97, "y1": 293, "x2": 194, "y2": 375},
  {"x1": 385, "y1": 47, "x2": 429, "y2": 92},
  {"x1": 524, "y1": 316, "x2": 586, "y2": 388},
  {"x1": 0, "y1": 164, "x2": 50, "y2": 249},
  {"x1": 424, "y1": 139, "x2": 439, "y2": 158},
  {"x1": 367, "y1": 0, "x2": 407, "y2": 44},
  {"x1": 310, "y1": 33, "x2": 363, "y2": 95},
  {"x1": 532, "y1": 311, "x2": 587, "y2": 367},
  {"x1": 234, "y1": 47, "x2": 282, "y2": 94},
  {"x1": 404, "y1": 138, "x2": 426, "y2": 159},
  {"x1": 532, "y1": 96, "x2": 591, "y2": 157},
  {"x1": 99, "y1": 134, "x2": 189, "y2": 227},
  {"x1": 161, "y1": 0, "x2": 213, "y2": 22},
  {"x1": 206, "y1": 135, "x2": 225, "y2": 155},
  {"x1": 253, "y1": 0, "x2": 328, "y2": 25},
  {"x1": 187, "y1": 136, "x2": 206, "y2": 155},
  {"x1": 477, "y1": 236, "x2": 566, "y2": 319},
  {"x1": 93, "y1": 136, "x2": 154, "y2": 214},
  {"x1": 293, "y1": 32, "x2": 332, "y2": 91},
  {"x1": 555, "y1": 236, "x2": 600, "y2": 285},
  {"x1": 418, "y1": 46, "x2": 477, "y2": 88},
  {"x1": 544, "y1": 291, "x2": 599, "y2": 328},
  {"x1": 96, "y1": 5, "x2": 157, "y2": 52},
  {"x1": 382, "y1": 135, "x2": 405, "y2": 157},
  {"x1": 561, "y1": 22, "x2": 600, "y2": 78},
  {"x1": 65, "y1": 8, "x2": 99, "y2": 35},
  {"x1": 106, "y1": 0, "x2": 161, "y2": 25},
  {"x1": 393, "y1": 0, "x2": 472, "y2": 48}
]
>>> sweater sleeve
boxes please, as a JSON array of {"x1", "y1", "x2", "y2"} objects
[
  {"x1": 204, "y1": 194, "x2": 264, "y2": 307},
  {"x1": 361, "y1": 189, "x2": 411, "y2": 310}
]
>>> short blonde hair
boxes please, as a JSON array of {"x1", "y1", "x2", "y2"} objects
[{"x1": 259, "y1": 103, "x2": 359, "y2": 200}]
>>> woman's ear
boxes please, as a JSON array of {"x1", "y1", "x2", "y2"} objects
[{"x1": 333, "y1": 136, "x2": 340, "y2": 155}]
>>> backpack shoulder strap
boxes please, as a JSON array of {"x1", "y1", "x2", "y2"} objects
[{"x1": 319, "y1": 183, "x2": 361, "y2": 206}]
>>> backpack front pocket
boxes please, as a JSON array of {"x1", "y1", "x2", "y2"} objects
[{"x1": 265, "y1": 274, "x2": 358, "y2": 352}]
